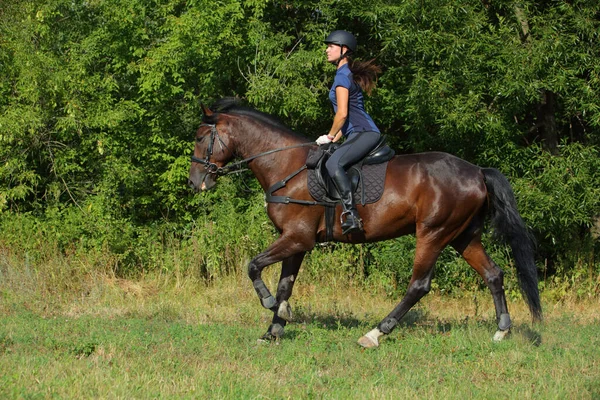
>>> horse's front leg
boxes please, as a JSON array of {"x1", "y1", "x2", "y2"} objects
[
  {"x1": 248, "y1": 235, "x2": 301, "y2": 309},
  {"x1": 247, "y1": 235, "x2": 311, "y2": 333},
  {"x1": 260, "y1": 252, "x2": 306, "y2": 342}
]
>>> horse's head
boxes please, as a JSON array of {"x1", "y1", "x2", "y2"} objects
[{"x1": 188, "y1": 104, "x2": 236, "y2": 192}]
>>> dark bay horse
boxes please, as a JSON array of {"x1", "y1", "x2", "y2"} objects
[{"x1": 188, "y1": 99, "x2": 542, "y2": 347}]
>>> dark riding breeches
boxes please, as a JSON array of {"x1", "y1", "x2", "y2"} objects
[{"x1": 325, "y1": 131, "x2": 381, "y2": 177}]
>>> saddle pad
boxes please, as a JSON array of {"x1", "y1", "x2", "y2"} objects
[{"x1": 307, "y1": 162, "x2": 388, "y2": 205}]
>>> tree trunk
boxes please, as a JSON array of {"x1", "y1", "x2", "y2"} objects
[
  {"x1": 514, "y1": 5, "x2": 530, "y2": 42},
  {"x1": 537, "y1": 90, "x2": 559, "y2": 154},
  {"x1": 514, "y1": 5, "x2": 559, "y2": 154}
]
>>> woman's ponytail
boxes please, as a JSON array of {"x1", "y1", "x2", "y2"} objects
[{"x1": 349, "y1": 59, "x2": 381, "y2": 95}]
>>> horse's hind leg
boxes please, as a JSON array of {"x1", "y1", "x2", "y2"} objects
[
  {"x1": 260, "y1": 252, "x2": 306, "y2": 342},
  {"x1": 454, "y1": 238, "x2": 512, "y2": 341},
  {"x1": 358, "y1": 242, "x2": 440, "y2": 348}
]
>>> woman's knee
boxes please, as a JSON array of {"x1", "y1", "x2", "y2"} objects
[{"x1": 325, "y1": 157, "x2": 342, "y2": 176}]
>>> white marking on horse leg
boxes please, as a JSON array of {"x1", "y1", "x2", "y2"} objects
[
  {"x1": 277, "y1": 300, "x2": 293, "y2": 322},
  {"x1": 493, "y1": 328, "x2": 510, "y2": 342},
  {"x1": 358, "y1": 328, "x2": 384, "y2": 348}
]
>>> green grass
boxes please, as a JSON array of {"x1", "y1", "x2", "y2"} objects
[{"x1": 1, "y1": 272, "x2": 600, "y2": 399}]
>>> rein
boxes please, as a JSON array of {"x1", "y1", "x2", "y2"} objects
[{"x1": 190, "y1": 124, "x2": 315, "y2": 176}]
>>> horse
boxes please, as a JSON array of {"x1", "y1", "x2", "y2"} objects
[{"x1": 188, "y1": 98, "x2": 542, "y2": 348}]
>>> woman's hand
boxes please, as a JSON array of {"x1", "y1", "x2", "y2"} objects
[{"x1": 316, "y1": 135, "x2": 333, "y2": 145}]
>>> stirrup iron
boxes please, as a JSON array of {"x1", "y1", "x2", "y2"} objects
[{"x1": 340, "y1": 210, "x2": 363, "y2": 234}]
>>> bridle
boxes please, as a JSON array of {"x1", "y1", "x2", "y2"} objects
[
  {"x1": 190, "y1": 123, "x2": 314, "y2": 176},
  {"x1": 190, "y1": 124, "x2": 226, "y2": 175}
]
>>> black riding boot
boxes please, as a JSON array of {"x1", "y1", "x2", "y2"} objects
[{"x1": 331, "y1": 169, "x2": 363, "y2": 235}]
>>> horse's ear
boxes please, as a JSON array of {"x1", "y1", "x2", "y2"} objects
[{"x1": 201, "y1": 103, "x2": 213, "y2": 116}]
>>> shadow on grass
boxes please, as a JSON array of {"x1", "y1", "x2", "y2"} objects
[
  {"x1": 285, "y1": 307, "x2": 428, "y2": 335},
  {"x1": 281, "y1": 306, "x2": 543, "y2": 345},
  {"x1": 514, "y1": 324, "x2": 543, "y2": 346},
  {"x1": 289, "y1": 306, "x2": 461, "y2": 332}
]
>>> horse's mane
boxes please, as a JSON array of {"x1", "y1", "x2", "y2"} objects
[{"x1": 202, "y1": 98, "x2": 307, "y2": 141}]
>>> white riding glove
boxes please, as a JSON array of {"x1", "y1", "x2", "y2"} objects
[{"x1": 316, "y1": 135, "x2": 333, "y2": 145}]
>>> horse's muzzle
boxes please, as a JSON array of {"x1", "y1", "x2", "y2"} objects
[{"x1": 188, "y1": 171, "x2": 217, "y2": 192}]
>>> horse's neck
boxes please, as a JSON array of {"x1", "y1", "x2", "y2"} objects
[{"x1": 234, "y1": 119, "x2": 308, "y2": 190}]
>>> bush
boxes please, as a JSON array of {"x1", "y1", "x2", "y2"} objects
[{"x1": 511, "y1": 143, "x2": 600, "y2": 275}]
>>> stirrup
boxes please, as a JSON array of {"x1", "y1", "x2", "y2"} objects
[{"x1": 340, "y1": 210, "x2": 363, "y2": 235}]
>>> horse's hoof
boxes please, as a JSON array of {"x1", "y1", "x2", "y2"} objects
[
  {"x1": 277, "y1": 301, "x2": 293, "y2": 322},
  {"x1": 257, "y1": 337, "x2": 279, "y2": 345},
  {"x1": 257, "y1": 322, "x2": 285, "y2": 345},
  {"x1": 358, "y1": 328, "x2": 384, "y2": 348},
  {"x1": 257, "y1": 332, "x2": 280, "y2": 345},
  {"x1": 270, "y1": 322, "x2": 285, "y2": 337},
  {"x1": 493, "y1": 329, "x2": 510, "y2": 342},
  {"x1": 358, "y1": 335, "x2": 379, "y2": 348}
]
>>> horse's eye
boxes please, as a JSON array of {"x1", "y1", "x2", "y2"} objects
[{"x1": 195, "y1": 137, "x2": 204, "y2": 143}]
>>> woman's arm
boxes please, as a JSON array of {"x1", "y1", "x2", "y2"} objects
[{"x1": 327, "y1": 86, "x2": 349, "y2": 142}]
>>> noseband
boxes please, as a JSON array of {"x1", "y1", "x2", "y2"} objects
[{"x1": 190, "y1": 123, "x2": 314, "y2": 176}]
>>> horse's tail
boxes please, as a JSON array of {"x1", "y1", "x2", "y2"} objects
[{"x1": 482, "y1": 168, "x2": 543, "y2": 322}]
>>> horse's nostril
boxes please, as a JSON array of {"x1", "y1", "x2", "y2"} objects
[{"x1": 187, "y1": 179, "x2": 195, "y2": 189}]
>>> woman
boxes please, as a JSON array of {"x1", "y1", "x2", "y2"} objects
[{"x1": 316, "y1": 30, "x2": 382, "y2": 235}]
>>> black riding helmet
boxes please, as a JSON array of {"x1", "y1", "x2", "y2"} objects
[{"x1": 324, "y1": 30, "x2": 357, "y2": 52}]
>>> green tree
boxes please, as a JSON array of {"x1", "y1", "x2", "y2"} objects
[{"x1": 1, "y1": 0, "x2": 598, "y2": 278}]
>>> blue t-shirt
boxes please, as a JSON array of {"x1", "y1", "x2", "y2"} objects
[{"x1": 329, "y1": 64, "x2": 380, "y2": 137}]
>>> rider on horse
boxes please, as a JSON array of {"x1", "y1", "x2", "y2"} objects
[{"x1": 316, "y1": 30, "x2": 382, "y2": 235}]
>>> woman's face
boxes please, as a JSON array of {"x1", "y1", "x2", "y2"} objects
[{"x1": 326, "y1": 43, "x2": 343, "y2": 63}]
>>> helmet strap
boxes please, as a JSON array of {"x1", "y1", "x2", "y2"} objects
[{"x1": 334, "y1": 47, "x2": 350, "y2": 67}]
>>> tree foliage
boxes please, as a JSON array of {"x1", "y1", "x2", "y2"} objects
[{"x1": 1, "y1": 0, "x2": 599, "y2": 277}]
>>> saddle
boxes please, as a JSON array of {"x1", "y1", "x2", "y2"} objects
[
  {"x1": 306, "y1": 136, "x2": 395, "y2": 206},
  {"x1": 264, "y1": 136, "x2": 394, "y2": 241}
]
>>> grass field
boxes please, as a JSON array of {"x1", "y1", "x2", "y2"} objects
[{"x1": 1, "y1": 266, "x2": 599, "y2": 399}]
